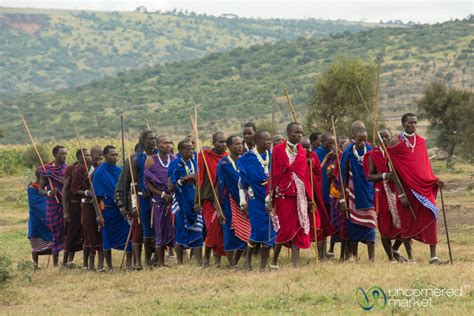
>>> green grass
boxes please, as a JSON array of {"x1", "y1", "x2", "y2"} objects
[{"x1": 0, "y1": 163, "x2": 473, "y2": 315}]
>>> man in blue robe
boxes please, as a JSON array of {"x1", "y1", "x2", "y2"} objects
[
  {"x1": 340, "y1": 128, "x2": 376, "y2": 262},
  {"x1": 93, "y1": 145, "x2": 132, "y2": 270},
  {"x1": 169, "y1": 140, "x2": 203, "y2": 265},
  {"x1": 238, "y1": 130, "x2": 276, "y2": 271},
  {"x1": 28, "y1": 168, "x2": 52, "y2": 268},
  {"x1": 133, "y1": 129, "x2": 158, "y2": 267},
  {"x1": 216, "y1": 136, "x2": 248, "y2": 268}
]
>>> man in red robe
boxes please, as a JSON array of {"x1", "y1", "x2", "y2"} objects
[
  {"x1": 62, "y1": 149, "x2": 86, "y2": 268},
  {"x1": 365, "y1": 129, "x2": 407, "y2": 262},
  {"x1": 388, "y1": 113, "x2": 447, "y2": 264},
  {"x1": 195, "y1": 132, "x2": 228, "y2": 267},
  {"x1": 270, "y1": 123, "x2": 314, "y2": 267}
]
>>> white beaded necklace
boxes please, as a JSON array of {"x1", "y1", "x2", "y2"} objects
[
  {"x1": 227, "y1": 156, "x2": 239, "y2": 172},
  {"x1": 158, "y1": 153, "x2": 170, "y2": 168},
  {"x1": 401, "y1": 132, "x2": 416, "y2": 152},
  {"x1": 353, "y1": 144, "x2": 367, "y2": 165},
  {"x1": 181, "y1": 158, "x2": 194, "y2": 175},
  {"x1": 252, "y1": 147, "x2": 269, "y2": 175}
]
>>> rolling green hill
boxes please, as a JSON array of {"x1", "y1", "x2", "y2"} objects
[
  {"x1": 1, "y1": 18, "x2": 472, "y2": 144},
  {"x1": 0, "y1": 7, "x2": 378, "y2": 95}
]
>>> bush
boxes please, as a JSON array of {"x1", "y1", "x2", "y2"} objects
[
  {"x1": 21, "y1": 144, "x2": 51, "y2": 169},
  {"x1": 0, "y1": 255, "x2": 12, "y2": 285}
]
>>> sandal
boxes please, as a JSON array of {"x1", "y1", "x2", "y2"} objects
[
  {"x1": 429, "y1": 257, "x2": 449, "y2": 265},
  {"x1": 269, "y1": 264, "x2": 279, "y2": 271}
]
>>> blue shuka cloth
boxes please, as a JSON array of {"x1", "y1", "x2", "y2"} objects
[
  {"x1": 93, "y1": 162, "x2": 131, "y2": 252},
  {"x1": 27, "y1": 185, "x2": 52, "y2": 242},
  {"x1": 315, "y1": 146, "x2": 331, "y2": 204},
  {"x1": 341, "y1": 143, "x2": 374, "y2": 210},
  {"x1": 341, "y1": 143, "x2": 376, "y2": 242},
  {"x1": 217, "y1": 156, "x2": 247, "y2": 251},
  {"x1": 169, "y1": 158, "x2": 203, "y2": 248},
  {"x1": 238, "y1": 150, "x2": 275, "y2": 246},
  {"x1": 136, "y1": 149, "x2": 158, "y2": 238}
]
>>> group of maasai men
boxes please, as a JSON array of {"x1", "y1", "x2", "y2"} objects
[{"x1": 27, "y1": 112, "x2": 448, "y2": 272}]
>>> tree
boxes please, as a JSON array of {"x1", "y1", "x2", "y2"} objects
[
  {"x1": 305, "y1": 57, "x2": 375, "y2": 137},
  {"x1": 417, "y1": 81, "x2": 473, "y2": 167}
]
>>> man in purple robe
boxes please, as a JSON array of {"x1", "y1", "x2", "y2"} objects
[
  {"x1": 39, "y1": 145, "x2": 68, "y2": 267},
  {"x1": 145, "y1": 135, "x2": 176, "y2": 267}
]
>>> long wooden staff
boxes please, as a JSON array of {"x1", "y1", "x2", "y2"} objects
[
  {"x1": 120, "y1": 133, "x2": 141, "y2": 270},
  {"x1": 284, "y1": 88, "x2": 298, "y2": 122},
  {"x1": 309, "y1": 159, "x2": 319, "y2": 261},
  {"x1": 121, "y1": 115, "x2": 127, "y2": 198},
  {"x1": 355, "y1": 85, "x2": 416, "y2": 220},
  {"x1": 330, "y1": 116, "x2": 348, "y2": 214},
  {"x1": 439, "y1": 188, "x2": 453, "y2": 264},
  {"x1": 21, "y1": 115, "x2": 60, "y2": 203},
  {"x1": 193, "y1": 106, "x2": 202, "y2": 210},
  {"x1": 269, "y1": 96, "x2": 275, "y2": 241},
  {"x1": 372, "y1": 57, "x2": 381, "y2": 144},
  {"x1": 74, "y1": 127, "x2": 104, "y2": 230},
  {"x1": 126, "y1": 134, "x2": 141, "y2": 224},
  {"x1": 189, "y1": 113, "x2": 226, "y2": 223}
]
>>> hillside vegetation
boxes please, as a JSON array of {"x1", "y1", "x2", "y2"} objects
[
  {"x1": 1, "y1": 18, "x2": 472, "y2": 144},
  {"x1": 0, "y1": 7, "x2": 377, "y2": 95}
]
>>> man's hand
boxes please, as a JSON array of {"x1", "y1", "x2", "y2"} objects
[
  {"x1": 308, "y1": 201, "x2": 316, "y2": 213},
  {"x1": 339, "y1": 200, "x2": 349, "y2": 213},
  {"x1": 194, "y1": 206, "x2": 202, "y2": 214},
  {"x1": 50, "y1": 188, "x2": 60, "y2": 197},
  {"x1": 131, "y1": 209, "x2": 139, "y2": 219},
  {"x1": 85, "y1": 190, "x2": 94, "y2": 198},
  {"x1": 162, "y1": 192, "x2": 173, "y2": 203},
  {"x1": 384, "y1": 172, "x2": 394, "y2": 180},
  {"x1": 119, "y1": 206, "x2": 127, "y2": 218},
  {"x1": 183, "y1": 174, "x2": 196, "y2": 183},
  {"x1": 240, "y1": 203, "x2": 248, "y2": 215},
  {"x1": 63, "y1": 212, "x2": 70, "y2": 222},
  {"x1": 436, "y1": 178, "x2": 445, "y2": 189},
  {"x1": 96, "y1": 215, "x2": 105, "y2": 226},
  {"x1": 217, "y1": 214, "x2": 226, "y2": 224},
  {"x1": 399, "y1": 194, "x2": 410, "y2": 207},
  {"x1": 265, "y1": 202, "x2": 274, "y2": 214}
]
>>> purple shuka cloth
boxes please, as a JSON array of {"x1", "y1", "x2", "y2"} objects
[
  {"x1": 144, "y1": 154, "x2": 176, "y2": 247},
  {"x1": 39, "y1": 162, "x2": 68, "y2": 254}
]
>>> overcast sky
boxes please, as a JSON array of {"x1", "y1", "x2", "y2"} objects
[{"x1": 1, "y1": 0, "x2": 472, "y2": 23}]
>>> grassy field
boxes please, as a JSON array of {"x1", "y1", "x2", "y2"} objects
[{"x1": 0, "y1": 161, "x2": 473, "y2": 315}]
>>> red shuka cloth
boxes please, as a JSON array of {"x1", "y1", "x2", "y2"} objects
[
  {"x1": 308, "y1": 151, "x2": 336, "y2": 242},
  {"x1": 202, "y1": 200, "x2": 225, "y2": 256},
  {"x1": 364, "y1": 147, "x2": 401, "y2": 239},
  {"x1": 388, "y1": 134, "x2": 438, "y2": 244},
  {"x1": 197, "y1": 149, "x2": 227, "y2": 255},
  {"x1": 271, "y1": 141, "x2": 312, "y2": 249},
  {"x1": 197, "y1": 149, "x2": 227, "y2": 188}
]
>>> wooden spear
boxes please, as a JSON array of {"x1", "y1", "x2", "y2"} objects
[
  {"x1": 309, "y1": 159, "x2": 319, "y2": 261},
  {"x1": 372, "y1": 56, "x2": 381, "y2": 144},
  {"x1": 21, "y1": 115, "x2": 60, "y2": 204},
  {"x1": 284, "y1": 88, "x2": 298, "y2": 122},
  {"x1": 189, "y1": 112, "x2": 226, "y2": 224},
  {"x1": 330, "y1": 116, "x2": 348, "y2": 215}
]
